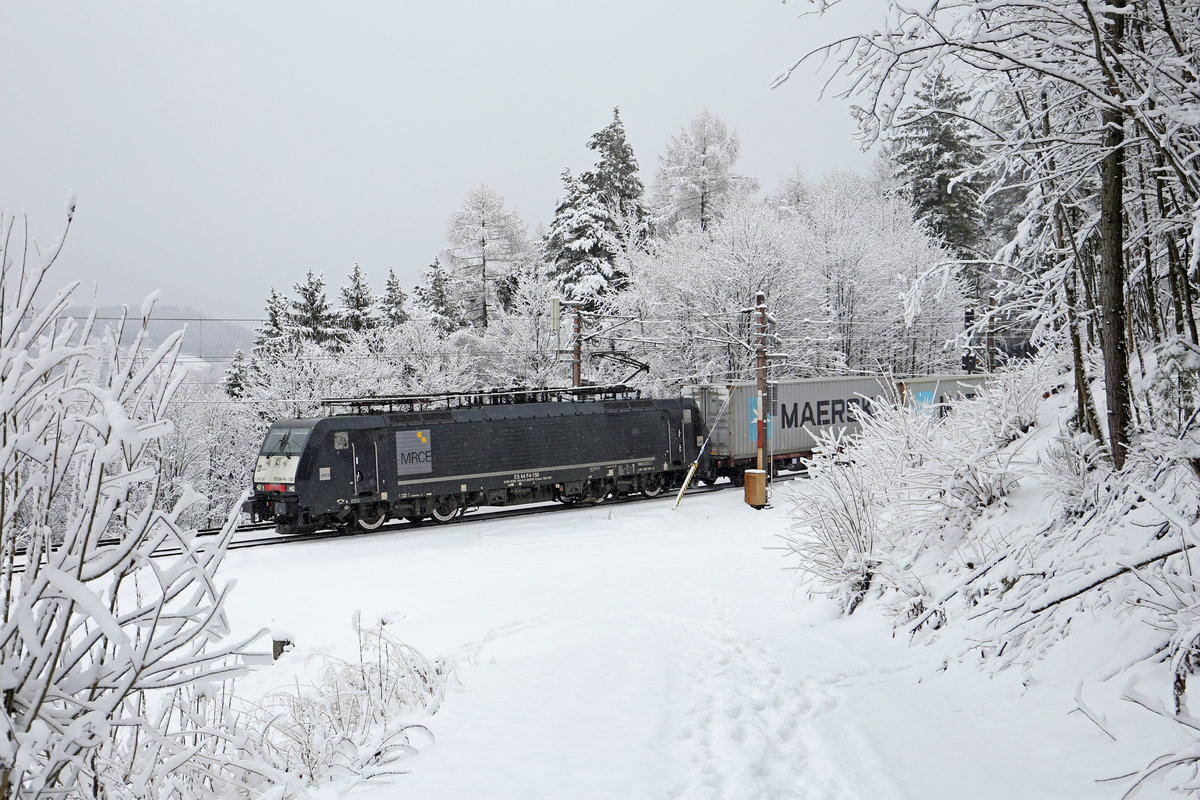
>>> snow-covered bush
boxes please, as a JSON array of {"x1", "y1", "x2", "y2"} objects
[
  {"x1": 250, "y1": 614, "x2": 449, "y2": 790},
  {"x1": 784, "y1": 446, "x2": 885, "y2": 615},
  {"x1": 1038, "y1": 428, "x2": 1106, "y2": 521},
  {"x1": 95, "y1": 678, "x2": 288, "y2": 800},
  {"x1": 0, "y1": 208, "x2": 265, "y2": 798},
  {"x1": 783, "y1": 359, "x2": 1050, "y2": 617},
  {"x1": 954, "y1": 362, "x2": 1049, "y2": 448}
]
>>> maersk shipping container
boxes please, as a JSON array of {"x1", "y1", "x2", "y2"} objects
[{"x1": 686, "y1": 374, "x2": 988, "y2": 481}]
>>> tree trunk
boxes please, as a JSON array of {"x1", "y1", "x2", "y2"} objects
[
  {"x1": 1098, "y1": 0, "x2": 1132, "y2": 469},
  {"x1": 1056, "y1": 206, "x2": 1106, "y2": 445}
]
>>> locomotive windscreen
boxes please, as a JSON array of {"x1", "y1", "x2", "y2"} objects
[{"x1": 260, "y1": 425, "x2": 312, "y2": 457}]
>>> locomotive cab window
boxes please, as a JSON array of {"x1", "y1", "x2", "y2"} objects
[{"x1": 261, "y1": 426, "x2": 312, "y2": 456}]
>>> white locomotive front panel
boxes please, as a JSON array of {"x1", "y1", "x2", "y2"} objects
[{"x1": 254, "y1": 454, "x2": 302, "y2": 486}]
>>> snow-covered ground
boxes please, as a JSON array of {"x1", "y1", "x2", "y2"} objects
[{"x1": 222, "y1": 488, "x2": 1188, "y2": 799}]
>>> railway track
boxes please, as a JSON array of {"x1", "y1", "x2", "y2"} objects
[
  {"x1": 212, "y1": 472, "x2": 803, "y2": 556},
  {"x1": 14, "y1": 474, "x2": 803, "y2": 569}
]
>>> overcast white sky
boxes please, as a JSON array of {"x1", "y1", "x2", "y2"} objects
[{"x1": 1, "y1": 1, "x2": 875, "y2": 320}]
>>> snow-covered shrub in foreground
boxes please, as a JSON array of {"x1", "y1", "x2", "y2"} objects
[
  {"x1": 0, "y1": 209, "x2": 266, "y2": 798},
  {"x1": 249, "y1": 614, "x2": 449, "y2": 791},
  {"x1": 97, "y1": 677, "x2": 289, "y2": 800}
]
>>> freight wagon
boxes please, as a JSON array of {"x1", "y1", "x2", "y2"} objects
[{"x1": 687, "y1": 374, "x2": 988, "y2": 484}]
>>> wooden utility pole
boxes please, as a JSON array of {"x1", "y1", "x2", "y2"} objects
[
  {"x1": 572, "y1": 304, "x2": 583, "y2": 388},
  {"x1": 754, "y1": 291, "x2": 768, "y2": 471},
  {"x1": 553, "y1": 299, "x2": 584, "y2": 388}
]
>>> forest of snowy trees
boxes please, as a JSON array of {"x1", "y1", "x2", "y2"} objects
[
  {"x1": 770, "y1": 0, "x2": 1200, "y2": 791},
  {"x1": 233, "y1": 107, "x2": 970, "y2": 398},
  {"x1": 2, "y1": 0, "x2": 1199, "y2": 792}
]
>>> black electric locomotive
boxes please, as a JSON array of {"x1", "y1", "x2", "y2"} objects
[{"x1": 243, "y1": 393, "x2": 708, "y2": 534}]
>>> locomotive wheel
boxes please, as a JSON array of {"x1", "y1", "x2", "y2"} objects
[
  {"x1": 404, "y1": 515, "x2": 425, "y2": 524},
  {"x1": 429, "y1": 499, "x2": 462, "y2": 524},
  {"x1": 357, "y1": 509, "x2": 388, "y2": 531},
  {"x1": 641, "y1": 473, "x2": 666, "y2": 498},
  {"x1": 584, "y1": 481, "x2": 610, "y2": 505}
]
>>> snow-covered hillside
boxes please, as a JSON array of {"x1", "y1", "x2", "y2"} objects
[{"x1": 221, "y1": 486, "x2": 1187, "y2": 799}]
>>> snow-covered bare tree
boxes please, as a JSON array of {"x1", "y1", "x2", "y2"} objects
[
  {"x1": 649, "y1": 109, "x2": 754, "y2": 234},
  {"x1": 774, "y1": 0, "x2": 1200, "y2": 468},
  {"x1": 620, "y1": 175, "x2": 963, "y2": 390},
  {"x1": 618, "y1": 190, "x2": 819, "y2": 389},
  {"x1": 442, "y1": 184, "x2": 529, "y2": 330},
  {"x1": 475, "y1": 263, "x2": 562, "y2": 388},
  {"x1": 153, "y1": 375, "x2": 264, "y2": 530},
  {"x1": 795, "y1": 171, "x2": 964, "y2": 375}
]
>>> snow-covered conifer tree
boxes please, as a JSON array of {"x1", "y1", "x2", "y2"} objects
[
  {"x1": 413, "y1": 258, "x2": 463, "y2": 336},
  {"x1": 223, "y1": 347, "x2": 250, "y2": 398},
  {"x1": 338, "y1": 262, "x2": 379, "y2": 333},
  {"x1": 886, "y1": 73, "x2": 985, "y2": 261},
  {"x1": 582, "y1": 107, "x2": 649, "y2": 239},
  {"x1": 254, "y1": 286, "x2": 292, "y2": 354},
  {"x1": 380, "y1": 267, "x2": 410, "y2": 326},
  {"x1": 287, "y1": 269, "x2": 340, "y2": 346},
  {"x1": 542, "y1": 169, "x2": 617, "y2": 307}
]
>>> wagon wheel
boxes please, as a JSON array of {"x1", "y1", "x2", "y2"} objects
[
  {"x1": 429, "y1": 498, "x2": 462, "y2": 524},
  {"x1": 357, "y1": 508, "x2": 388, "y2": 531},
  {"x1": 730, "y1": 470, "x2": 746, "y2": 488},
  {"x1": 641, "y1": 472, "x2": 667, "y2": 498}
]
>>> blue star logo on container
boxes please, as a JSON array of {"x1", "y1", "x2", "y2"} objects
[{"x1": 748, "y1": 397, "x2": 772, "y2": 441}]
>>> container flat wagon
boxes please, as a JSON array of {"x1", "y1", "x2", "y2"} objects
[{"x1": 686, "y1": 374, "x2": 988, "y2": 483}]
